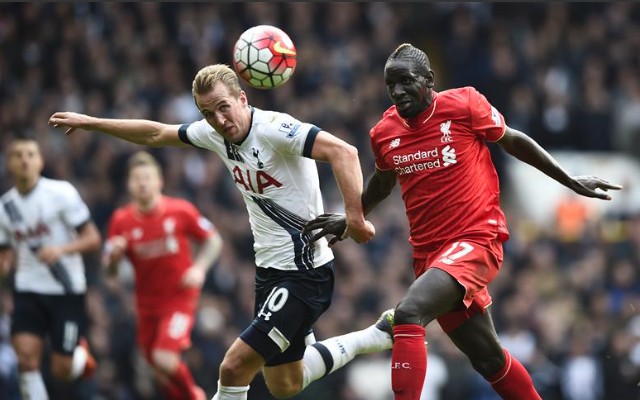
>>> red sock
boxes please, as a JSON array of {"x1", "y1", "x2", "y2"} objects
[
  {"x1": 391, "y1": 324, "x2": 427, "y2": 400},
  {"x1": 162, "y1": 362, "x2": 198, "y2": 400},
  {"x1": 489, "y1": 349, "x2": 542, "y2": 400}
]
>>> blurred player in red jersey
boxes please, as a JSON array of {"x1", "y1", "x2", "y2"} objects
[
  {"x1": 103, "y1": 151, "x2": 223, "y2": 400},
  {"x1": 305, "y1": 43, "x2": 623, "y2": 400}
]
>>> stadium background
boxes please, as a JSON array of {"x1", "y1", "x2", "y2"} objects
[{"x1": 1, "y1": 3, "x2": 640, "y2": 399}]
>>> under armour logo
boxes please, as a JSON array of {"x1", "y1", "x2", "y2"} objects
[{"x1": 440, "y1": 120, "x2": 452, "y2": 143}]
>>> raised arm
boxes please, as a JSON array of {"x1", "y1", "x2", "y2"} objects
[
  {"x1": 310, "y1": 130, "x2": 374, "y2": 243},
  {"x1": 48, "y1": 112, "x2": 187, "y2": 147},
  {"x1": 496, "y1": 126, "x2": 622, "y2": 200}
]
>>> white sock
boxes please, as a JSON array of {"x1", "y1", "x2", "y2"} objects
[
  {"x1": 301, "y1": 325, "x2": 392, "y2": 390},
  {"x1": 19, "y1": 370, "x2": 49, "y2": 400},
  {"x1": 211, "y1": 381, "x2": 250, "y2": 400},
  {"x1": 70, "y1": 344, "x2": 88, "y2": 379}
]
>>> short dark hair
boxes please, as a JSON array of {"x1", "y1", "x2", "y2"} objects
[{"x1": 387, "y1": 43, "x2": 431, "y2": 77}]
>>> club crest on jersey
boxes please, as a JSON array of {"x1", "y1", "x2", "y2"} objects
[
  {"x1": 252, "y1": 147, "x2": 265, "y2": 169},
  {"x1": 279, "y1": 122, "x2": 301, "y2": 138},
  {"x1": 440, "y1": 120, "x2": 453, "y2": 143},
  {"x1": 389, "y1": 138, "x2": 400, "y2": 148}
]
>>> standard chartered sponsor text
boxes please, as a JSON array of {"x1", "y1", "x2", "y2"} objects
[{"x1": 393, "y1": 146, "x2": 443, "y2": 175}]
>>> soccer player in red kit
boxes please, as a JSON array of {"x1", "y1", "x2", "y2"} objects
[
  {"x1": 103, "y1": 151, "x2": 223, "y2": 400},
  {"x1": 305, "y1": 43, "x2": 623, "y2": 400}
]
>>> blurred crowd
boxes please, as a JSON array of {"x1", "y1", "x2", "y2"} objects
[{"x1": 1, "y1": 3, "x2": 640, "y2": 400}]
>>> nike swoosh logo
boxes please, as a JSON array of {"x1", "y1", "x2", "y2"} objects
[{"x1": 273, "y1": 41, "x2": 296, "y2": 56}]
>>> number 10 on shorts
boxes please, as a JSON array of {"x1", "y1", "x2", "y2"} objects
[{"x1": 257, "y1": 287, "x2": 289, "y2": 321}]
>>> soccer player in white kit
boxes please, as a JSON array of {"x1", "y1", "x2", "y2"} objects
[
  {"x1": 0, "y1": 136, "x2": 102, "y2": 399},
  {"x1": 49, "y1": 63, "x2": 394, "y2": 400}
]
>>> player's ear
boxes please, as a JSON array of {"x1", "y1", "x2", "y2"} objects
[
  {"x1": 425, "y1": 70, "x2": 435, "y2": 88},
  {"x1": 239, "y1": 90, "x2": 248, "y2": 106}
]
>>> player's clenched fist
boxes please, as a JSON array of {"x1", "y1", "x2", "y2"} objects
[{"x1": 346, "y1": 220, "x2": 376, "y2": 244}]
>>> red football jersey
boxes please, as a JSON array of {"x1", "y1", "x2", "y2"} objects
[
  {"x1": 107, "y1": 196, "x2": 216, "y2": 314},
  {"x1": 370, "y1": 87, "x2": 510, "y2": 257}
]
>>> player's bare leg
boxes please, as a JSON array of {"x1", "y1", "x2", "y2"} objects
[
  {"x1": 447, "y1": 310, "x2": 542, "y2": 399},
  {"x1": 212, "y1": 338, "x2": 261, "y2": 400},
  {"x1": 213, "y1": 312, "x2": 393, "y2": 400},
  {"x1": 12, "y1": 333, "x2": 49, "y2": 400}
]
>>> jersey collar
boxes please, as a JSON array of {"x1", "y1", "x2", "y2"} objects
[{"x1": 401, "y1": 91, "x2": 438, "y2": 129}]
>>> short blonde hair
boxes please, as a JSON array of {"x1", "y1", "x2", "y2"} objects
[
  {"x1": 127, "y1": 151, "x2": 162, "y2": 176},
  {"x1": 192, "y1": 64, "x2": 242, "y2": 98}
]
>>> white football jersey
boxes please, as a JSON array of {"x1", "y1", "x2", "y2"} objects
[
  {"x1": 0, "y1": 177, "x2": 91, "y2": 294},
  {"x1": 179, "y1": 107, "x2": 333, "y2": 271}
]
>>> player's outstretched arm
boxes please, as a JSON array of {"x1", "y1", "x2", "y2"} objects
[
  {"x1": 48, "y1": 112, "x2": 187, "y2": 147},
  {"x1": 496, "y1": 126, "x2": 623, "y2": 200},
  {"x1": 310, "y1": 130, "x2": 374, "y2": 243}
]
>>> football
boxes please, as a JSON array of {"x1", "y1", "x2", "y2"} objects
[{"x1": 232, "y1": 25, "x2": 297, "y2": 89}]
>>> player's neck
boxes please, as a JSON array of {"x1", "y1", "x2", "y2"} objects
[
  {"x1": 15, "y1": 176, "x2": 40, "y2": 195},
  {"x1": 136, "y1": 195, "x2": 162, "y2": 214}
]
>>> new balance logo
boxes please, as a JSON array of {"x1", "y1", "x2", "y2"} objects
[
  {"x1": 390, "y1": 138, "x2": 400, "y2": 148},
  {"x1": 440, "y1": 120, "x2": 452, "y2": 143}
]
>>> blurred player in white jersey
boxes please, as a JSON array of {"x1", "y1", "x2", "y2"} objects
[
  {"x1": 49, "y1": 63, "x2": 394, "y2": 400},
  {"x1": 0, "y1": 136, "x2": 101, "y2": 399}
]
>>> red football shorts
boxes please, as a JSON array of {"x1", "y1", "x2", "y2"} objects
[
  {"x1": 413, "y1": 237, "x2": 503, "y2": 334},
  {"x1": 137, "y1": 309, "x2": 195, "y2": 357}
]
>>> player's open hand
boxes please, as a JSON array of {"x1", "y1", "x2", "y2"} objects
[
  {"x1": 303, "y1": 213, "x2": 375, "y2": 246},
  {"x1": 48, "y1": 112, "x2": 93, "y2": 136},
  {"x1": 303, "y1": 213, "x2": 348, "y2": 247},
  {"x1": 571, "y1": 175, "x2": 623, "y2": 200}
]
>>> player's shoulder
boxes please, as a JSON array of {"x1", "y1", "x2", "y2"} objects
[
  {"x1": 438, "y1": 86, "x2": 478, "y2": 104},
  {"x1": 371, "y1": 105, "x2": 398, "y2": 136},
  {"x1": 252, "y1": 107, "x2": 308, "y2": 141},
  {"x1": 35, "y1": 177, "x2": 81, "y2": 200},
  {"x1": 0, "y1": 187, "x2": 16, "y2": 203},
  {"x1": 162, "y1": 196, "x2": 198, "y2": 214},
  {"x1": 110, "y1": 203, "x2": 135, "y2": 221},
  {"x1": 253, "y1": 107, "x2": 299, "y2": 128}
]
